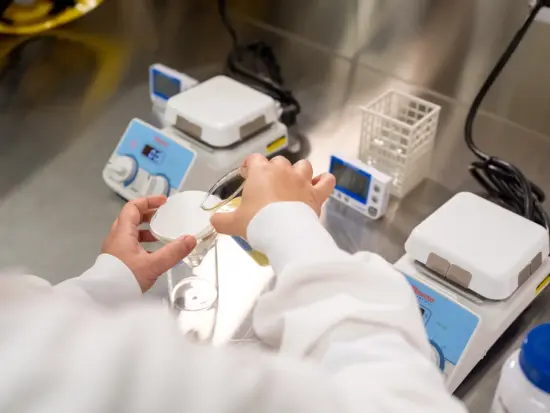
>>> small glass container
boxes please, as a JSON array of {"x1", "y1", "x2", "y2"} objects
[{"x1": 150, "y1": 191, "x2": 222, "y2": 312}]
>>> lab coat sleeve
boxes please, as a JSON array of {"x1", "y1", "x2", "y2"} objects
[
  {"x1": 247, "y1": 202, "x2": 467, "y2": 413},
  {"x1": 0, "y1": 203, "x2": 469, "y2": 413},
  {"x1": 54, "y1": 253, "x2": 142, "y2": 306}
]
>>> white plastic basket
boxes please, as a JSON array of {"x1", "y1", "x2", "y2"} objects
[{"x1": 359, "y1": 90, "x2": 441, "y2": 198}]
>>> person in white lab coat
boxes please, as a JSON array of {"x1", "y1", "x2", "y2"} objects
[{"x1": 0, "y1": 154, "x2": 468, "y2": 413}]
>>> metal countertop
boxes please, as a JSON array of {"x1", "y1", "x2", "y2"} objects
[{"x1": 2, "y1": 2, "x2": 550, "y2": 412}]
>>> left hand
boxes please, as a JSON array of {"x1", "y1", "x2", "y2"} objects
[{"x1": 102, "y1": 195, "x2": 197, "y2": 292}]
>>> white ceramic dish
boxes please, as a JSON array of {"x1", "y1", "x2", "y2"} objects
[{"x1": 150, "y1": 191, "x2": 222, "y2": 243}]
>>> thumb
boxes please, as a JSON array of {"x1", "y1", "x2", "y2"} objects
[
  {"x1": 210, "y1": 210, "x2": 241, "y2": 236},
  {"x1": 149, "y1": 236, "x2": 197, "y2": 274}
]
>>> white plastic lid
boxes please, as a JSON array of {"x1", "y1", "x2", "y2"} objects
[{"x1": 150, "y1": 191, "x2": 221, "y2": 243}]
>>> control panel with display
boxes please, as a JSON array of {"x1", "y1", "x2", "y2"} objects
[
  {"x1": 328, "y1": 154, "x2": 392, "y2": 219},
  {"x1": 142, "y1": 144, "x2": 165, "y2": 164},
  {"x1": 149, "y1": 63, "x2": 198, "y2": 108},
  {"x1": 405, "y1": 274, "x2": 480, "y2": 374},
  {"x1": 102, "y1": 119, "x2": 196, "y2": 200}
]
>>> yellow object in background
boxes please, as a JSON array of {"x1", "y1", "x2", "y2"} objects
[
  {"x1": 0, "y1": 0, "x2": 103, "y2": 35},
  {"x1": 0, "y1": 29, "x2": 126, "y2": 113},
  {"x1": 225, "y1": 197, "x2": 270, "y2": 267}
]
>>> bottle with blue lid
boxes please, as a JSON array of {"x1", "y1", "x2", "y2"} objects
[{"x1": 491, "y1": 324, "x2": 550, "y2": 412}]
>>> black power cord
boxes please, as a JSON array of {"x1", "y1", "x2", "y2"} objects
[
  {"x1": 465, "y1": 0, "x2": 550, "y2": 239},
  {"x1": 216, "y1": 0, "x2": 301, "y2": 126}
]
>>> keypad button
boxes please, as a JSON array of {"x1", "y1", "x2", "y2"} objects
[
  {"x1": 368, "y1": 206, "x2": 378, "y2": 217},
  {"x1": 373, "y1": 185, "x2": 381, "y2": 193},
  {"x1": 371, "y1": 196, "x2": 379, "y2": 204}
]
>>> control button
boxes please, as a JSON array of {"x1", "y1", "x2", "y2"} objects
[
  {"x1": 368, "y1": 206, "x2": 378, "y2": 217},
  {"x1": 337, "y1": 192, "x2": 342, "y2": 199},
  {"x1": 107, "y1": 155, "x2": 136, "y2": 183},
  {"x1": 147, "y1": 175, "x2": 169, "y2": 196},
  {"x1": 129, "y1": 169, "x2": 150, "y2": 195},
  {"x1": 371, "y1": 196, "x2": 379, "y2": 204},
  {"x1": 373, "y1": 185, "x2": 381, "y2": 193},
  {"x1": 430, "y1": 340, "x2": 445, "y2": 371},
  {"x1": 344, "y1": 196, "x2": 349, "y2": 202}
]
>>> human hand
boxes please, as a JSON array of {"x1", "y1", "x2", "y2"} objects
[
  {"x1": 211, "y1": 154, "x2": 336, "y2": 237},
  {"x1": 102, "y1": 196, "x2": 197, "y2": 292}
]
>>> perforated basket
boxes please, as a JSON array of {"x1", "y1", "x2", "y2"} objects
[{"x1": 359, "y1": 90, "x2": 441, "y2": 198}]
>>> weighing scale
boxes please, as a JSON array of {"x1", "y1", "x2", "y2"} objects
[
  {"x1": 395, "y1": 192, "x2": 550, "y2": 391},
  {"x1": 103, "y1": 74, "x2": 289, "y2": 200}
]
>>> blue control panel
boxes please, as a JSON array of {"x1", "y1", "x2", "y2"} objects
[
  {"x1": 405, "y1": 275, "x2": 480, "y2": 369},
  {"x1": 117, "y1": 119, "x2": 196, "y2": 191}
]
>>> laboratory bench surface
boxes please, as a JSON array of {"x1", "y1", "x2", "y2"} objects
[{"x1": 2, "y1": 2, "x2": 550, "y2": 412}]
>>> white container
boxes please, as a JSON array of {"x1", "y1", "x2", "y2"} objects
[
  {"x1": 490, "y1": 324, "x2": 550, "y2": 413},
  {"x1": 359, "y1": 90, "x2": 441, "y2": 198}
]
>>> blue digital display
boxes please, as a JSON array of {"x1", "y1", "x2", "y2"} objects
[
  {"x1": 329, "y1": 156, "x2": 370, "y2": 204},
  {"x1": 151, "y1": 69, "x2": 181, "y2": 100},
  {"x1": 405, "y1": 275, "x2": 479, "y2": 366},
  {"x1": 142, "y1": 144, "x2": 165, "y2": 164},
  {"x1": 117, "y1": 119, "x2": 196, "y2": 191}
]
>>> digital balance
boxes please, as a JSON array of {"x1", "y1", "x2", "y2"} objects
[
  {"x1": 103, "y1": 68, "x2": 289, "y2": 200},
  {"x1": 394, "y1": 192, "x2": 550, "y2": 391}
]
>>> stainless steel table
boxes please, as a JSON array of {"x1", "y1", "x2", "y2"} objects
[{"x1": 1, "y1": 2, "x2": 550, "y2": 412}]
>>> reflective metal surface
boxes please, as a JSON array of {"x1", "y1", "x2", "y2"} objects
[
  {"x1": 234, "y1": 0, "x2": 550, "y2": 138},
  {"x1": 2, "y1": 1, "x2": 550, "y2": 412}
]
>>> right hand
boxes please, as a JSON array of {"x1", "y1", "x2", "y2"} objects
[{"x1": 210, "y1": 154, "x2": 336, "y2": 238}]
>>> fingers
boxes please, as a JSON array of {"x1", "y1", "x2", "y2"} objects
[
  {"x1": 270, "y1": 155, "x2": 291, "y2": 168},
  {"x1": 139, "y1": 230, "x2": 158, "y2": 243},
  {"x1": 118, "y1": 202, "x2": 142, "y2": 228},
  {"x1": 131, "y1": 196, "x2": 167, "y2": 214},
  {"x1": 143, "y1": 210, "x2": 156, "y2": 223},
  {"x1": 240, "y1": 154, "x2": 268, "y2": 178},
  {"x1": 313, "y1": 173, "x2": 336, "y2": 201},
  {"x1": 293, "y1": 159, "x2": 313, "y2": 180},
  {"x1": 149, "y1": 236, "x2": 197, "y2": 274},
  {"x1": 119, "y1": 196, "x2": 167, "y2": 228},
  {"x1": 210, "y1": 210, "x2": 241, "y2": 236}
]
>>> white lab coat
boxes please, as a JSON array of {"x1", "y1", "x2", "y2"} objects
[{"x1": 0, "y1": 202, "x2": 468, "y2": 413}]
